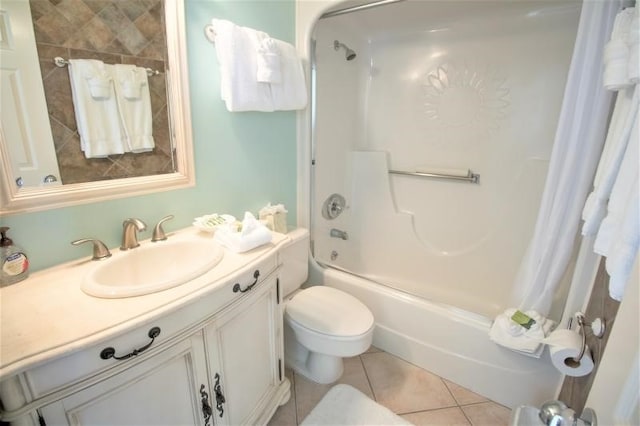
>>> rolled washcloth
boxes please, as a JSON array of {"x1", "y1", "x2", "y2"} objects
[{"x1": 213, "y1": 212, "x2": 273, "y2": 253}]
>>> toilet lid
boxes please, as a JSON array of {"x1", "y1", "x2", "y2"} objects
[{"x1": 285, "y1": 286, "x2": 374, "y2": 337}]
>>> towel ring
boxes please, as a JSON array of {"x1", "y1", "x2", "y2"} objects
[{"x1": 204, "y1": 25, "x2": 216, "y2": 43}]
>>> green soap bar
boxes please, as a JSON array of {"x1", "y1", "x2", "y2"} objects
[{"x1": 511, "y1": 310, "x2": 537, "y2": 330}]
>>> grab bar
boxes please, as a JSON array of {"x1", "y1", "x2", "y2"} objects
[{"x1": 389, "y1": 169, "x2": 480, "y2": 184}]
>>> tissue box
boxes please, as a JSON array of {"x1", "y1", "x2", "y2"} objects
[
  {"x1": 260, "y1": 211, "x2": 287, "y2": 233},
  {"x1": 259, "y1": 203, "x2": 288, "y2": 233}
]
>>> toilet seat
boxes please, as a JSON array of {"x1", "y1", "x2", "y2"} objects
[{"x1": 285, "y1": 286, "x2": 374, "y2": 337}]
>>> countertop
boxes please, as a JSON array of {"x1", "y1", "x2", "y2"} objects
[{"x1": 0, "y1": 227, "x2": 289, "y2": 379}]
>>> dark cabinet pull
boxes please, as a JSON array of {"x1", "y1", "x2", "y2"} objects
[
  {"x1": 214, "y1": 373, "x2": 226, "y2": 417},
  {"x1": 200, "y1": 384, "x2": 213, "y2": 426},
  {"x1": 232, "y1": 269, "x2": 260, "y2": 293},
  {"x1": 100, "y1": 327, "x2": 161, "y2": 360}
]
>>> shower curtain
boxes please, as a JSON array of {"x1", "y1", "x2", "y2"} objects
[{"x1": 510, "y1": 0, "x2": 621, "y2": 316}]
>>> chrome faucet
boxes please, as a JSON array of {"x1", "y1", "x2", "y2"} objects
[
  {"x1": 330, "y1": 228, "x2": 349, "y2": 240},
  {"x1": 121, "y1": 218, "x2": 147, "y2": 250}
]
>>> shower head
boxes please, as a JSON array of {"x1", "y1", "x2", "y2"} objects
[{"x1": 334, "y1": 40, "x2": 357, "y2": 61}]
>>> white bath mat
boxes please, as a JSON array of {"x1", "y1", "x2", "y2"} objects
[{"x1": 300, "y1": 384, "x2": 413, "y2": 426}]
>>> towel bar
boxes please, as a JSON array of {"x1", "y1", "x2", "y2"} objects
[
  {"x1": 53, "y1": 57, "x2": 161, "y2": 77},
  {"x1": 389, "y1": 169, "x2": 480, "y2": 184},
  {"x1": 204, "y1": 24, "x2": 216, "y2": 43}
]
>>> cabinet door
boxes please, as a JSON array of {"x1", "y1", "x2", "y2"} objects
[
  {"x1": 205, "y1": 276, "x2": 281, "y2": 426},
  {"x1": 40, "y1": 332, "x2": 213, "y2": 426}
]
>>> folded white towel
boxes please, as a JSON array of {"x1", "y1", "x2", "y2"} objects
[
  {"x1": 68, "y1": 59, "x2": 127, "y2": 159},
  {"x1": 595, "y1": 117, "x2": 639, "y2": 300},
  {"x1": 628, "y1": 8, "x2": 639, "y2": 83},
  {"x1": 213, "y1": 212, "x2": 273, "y2": 253},
  {"x1": 606, "y1": 177, "x2": 638, "y2": 301},
  {"x1": 210, "y1": 19, "x2": 274, "y2": 112},
  {"x1": 269, "y1": 39, "x2": 308, "y2": 111},
  {"x1": 489, "y1": 309, "x2": 555, "y2": 358},
  {"x1": 583, "y1": 86, "x2": 639, "y2": 235},
  {"x1": 113, "y1": 64, "x2": 155, "y2": 153},
  {"x1": 257, "y1": 37, "x2": 282, "y2": 84},
  {"x1": 603, "y1": 7, "x2": 635, "y2": 90}
]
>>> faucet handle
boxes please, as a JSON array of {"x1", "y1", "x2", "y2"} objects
[
  {"x1": 152, "y1": 215, "x2": 175, "y2": 242},
  {"x1": 72, "y1": 238, "x2": 112, "y2": 261}
]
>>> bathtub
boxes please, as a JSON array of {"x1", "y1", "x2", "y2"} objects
[
  {"x1": 301, "y1": 0, "x2": 583, "y2": 410},
  {"x1": 309, "y1": 259, "x2": 563, "y2": 409}
]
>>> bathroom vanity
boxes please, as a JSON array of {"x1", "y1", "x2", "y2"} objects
[{"x1": 0, "y1": 229, "x2": 291, "y2": 425}]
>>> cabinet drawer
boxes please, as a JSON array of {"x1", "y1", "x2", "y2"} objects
[{"x1": 25, "y1": 254, "x2": 278, "y2": 398}]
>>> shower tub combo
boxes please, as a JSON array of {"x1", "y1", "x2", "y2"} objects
[{"x1": 304, "y1": 0, "x2": 583, "y2": 408}]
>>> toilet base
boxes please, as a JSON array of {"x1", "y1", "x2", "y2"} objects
[{"x1": 284, "y1": 323, "x2": 345, "y2": 384}]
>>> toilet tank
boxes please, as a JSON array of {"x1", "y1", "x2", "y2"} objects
[{"x1": 279, "y1": 228, "x2": 310, "y2": 297}]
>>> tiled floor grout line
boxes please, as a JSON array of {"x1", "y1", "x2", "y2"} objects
[
  {"x1": 442, "y1": 378, "x2": 476, "y2": 425},
  {"x1": 441, "y1": 377, "x2": 461, "y2": 408},
  {"x1": 358, "y1": 353, "x2": 378, "y2": 403},
  {"x1": 290, "y1": 371, "x2": 299, "y2": 426},
  {"x1": 282, "y1": 349, "x2": 511, "y2": 426},
  {"x1": 460, "y1": 404, "x2": 475, "y2": 425}
]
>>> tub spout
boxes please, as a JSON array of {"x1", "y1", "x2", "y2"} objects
[{"x1": 330, "y1": 228, "x2": 348, "y2": 240}]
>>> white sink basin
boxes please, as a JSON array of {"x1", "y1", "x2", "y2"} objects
[{"x1": 82, "y1": 237, "x2": 224, "y2": 298}]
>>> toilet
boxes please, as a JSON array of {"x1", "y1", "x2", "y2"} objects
[{"x1": 279, "y1": 228, "x2": 374, "y2": 384}]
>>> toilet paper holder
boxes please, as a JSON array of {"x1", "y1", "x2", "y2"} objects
[{"x1": 569, "y1": 312, "x2": 606, "y2": 363}]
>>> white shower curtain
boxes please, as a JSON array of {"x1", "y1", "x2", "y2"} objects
[{"x1": 509, "y1": 0, "x2": 621, "y2": 316}]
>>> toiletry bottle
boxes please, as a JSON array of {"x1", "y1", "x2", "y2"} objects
[{"x1": 0, "y1": 227, "x2": 29, "y2": 286}]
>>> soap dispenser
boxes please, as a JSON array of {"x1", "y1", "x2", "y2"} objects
[{"x1": 0, "y1": 227, "x2": 29, "y2": 286}]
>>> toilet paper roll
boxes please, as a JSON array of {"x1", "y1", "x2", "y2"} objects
[{"x1": 544, "y1": 329, "x2": 595, "y2": 377}]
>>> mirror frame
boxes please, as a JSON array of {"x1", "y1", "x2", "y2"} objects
[{"x1": 0, "y1": 0, "x2": 194, "y2": 216}]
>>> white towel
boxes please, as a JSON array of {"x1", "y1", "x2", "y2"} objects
[
  {"x1": 594, "y1": 116, "x2": 639, "y2": 300},
  {"x1": 213, "y1": 212, "x2": 273, "y2": 253},
  {"x1": 210, "y1": 19, "x2": 274, "y2": 112},
  {"x1": 257, "y1": 37, "x2": 282, "y2": 84},
  {"x1": 489, "y1": 309, "x2": 555, "y2": 358},
  {"x1": 628, "y1": 7, "x2": 639, "y2": 83},
  {"x1": 603, "y1": 7, "x2": 635, "y2": 90},
  {"x1": 270, "y1": 39, "x2": 308, "y2": 111},
  {"x1": 582, "y1": 86, "x2": 639, "y2": 235},
  {"x1": 68, "y1": 59, "x2": 126, "y2": 158},
  {"x1": 113, "y1": 64, "x2": 155, "y2": 153}
]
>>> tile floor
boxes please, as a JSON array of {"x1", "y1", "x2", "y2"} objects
[{"x1": 269, "y1": 346, "x2": 511, "y2": 426}]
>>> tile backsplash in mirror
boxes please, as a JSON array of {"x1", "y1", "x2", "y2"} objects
[{"x1": 30, "y1": 0, "x2": 174, "y2": 184}]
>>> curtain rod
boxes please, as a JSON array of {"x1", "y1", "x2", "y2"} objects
[{"x1": 320, "y1": 0, "x2": 406, "y2": 19}]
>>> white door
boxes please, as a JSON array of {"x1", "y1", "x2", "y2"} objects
[
  {"x1": 204, "y1": 275, "x2": 281, "y2": 426},
  {"x1": 40, "y1": 333, "x2": 212, "y2": 426},
  {"x1": 0, "y1": 0, "x2": 60, "y2": 188},
  {"x1": 585, "y1": 256, "x2": 639, "y2": 425}
]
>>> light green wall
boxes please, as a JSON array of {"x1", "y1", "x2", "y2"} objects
[{"x1": 0, "y1": 1, "x2": 297, "y2": 272}]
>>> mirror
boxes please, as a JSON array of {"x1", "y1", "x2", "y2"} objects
[{"x1": 0, "y1": 0, "x2": 194, "y2": 215}]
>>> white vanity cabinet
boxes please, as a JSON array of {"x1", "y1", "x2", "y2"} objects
[
  {"x1": 39, "y1": 332, "x2": 211, "y2": 425},
  {"x1": 0, "y1": 236, "x2": 291, "y2": 426},
  {"x1": 204, "y1": 274, "x2": 282, "y2": 426}
]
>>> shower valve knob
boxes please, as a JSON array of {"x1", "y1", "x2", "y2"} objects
[{"x1": 322, "y1": 193, "x2": 346, "y2": 220}]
